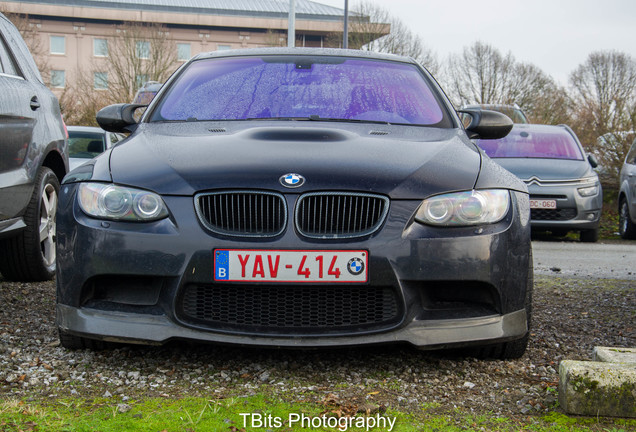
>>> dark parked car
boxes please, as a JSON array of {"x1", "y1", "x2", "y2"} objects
[
  {"x1": 462, "y1": 104, "x2": 529, "y2": 124},
  {"x1": 477, "y1": 124, "x2": 602, "y2": 242},
  {"x1": 618, "y1": 137, "x2": 636, "y2": 239},
  {"x1": 132, "y1": 80, "x2": 162, "y2": 105},
  {"x1": 67, "y1": 125, "x2": 126, "y2": 170},
  {"x1": 0, "y1": 12, "x2": 68, "y2": 281},
  {"x1": 57, "y1": 48, "x2": 532, "y2": 359}
]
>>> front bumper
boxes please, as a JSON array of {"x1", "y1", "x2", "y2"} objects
[
  {"x1": 56, "y1": 186, "x2": 532, "y2": 349},
  {"x1": 57, "y1": 304, "x2": 527, "y2": 349},
  {"x1": 528, "y1": 183, "x2": 602, "y2": 231}
]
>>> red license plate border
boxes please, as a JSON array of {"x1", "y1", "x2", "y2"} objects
[{"x1": 213, "y1": 248, "x2": 369, "y2": 284}]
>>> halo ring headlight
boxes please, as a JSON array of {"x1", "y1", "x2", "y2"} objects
[
  {"x1": 415, "y1": 190, "x2": 509, "y2": 227},
  {"x1": 78, "y1": 183, "x2": 168, "y2": 222}
]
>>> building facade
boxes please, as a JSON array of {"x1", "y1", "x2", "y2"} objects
[{"x1": 0, "y1": 0, "x2": 381, "y2": 98}]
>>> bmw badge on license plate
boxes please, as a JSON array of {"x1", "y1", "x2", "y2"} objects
[{"x1": 214, "y1": 249, "x2": 368, "y2": 283}]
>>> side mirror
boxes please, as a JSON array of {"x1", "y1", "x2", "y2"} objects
[
  {"x1": 588, "y1": 154, "x2": 599, "y2": 168},
  {"x1": 458, "y1": 108, "x2": 513, "y2": 140},
  {"x1": 96, "y1": 104, "x2": 146, "y2": 133}
]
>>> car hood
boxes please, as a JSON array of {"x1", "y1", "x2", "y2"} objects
[
  {"x1": 489, "y1": 157, "x2": 596, "y2": 182},
  {"x1": 108, "y1": 122, "x2": 484, "y2": 199}
]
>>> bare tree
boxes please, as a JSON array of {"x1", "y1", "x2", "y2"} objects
[
  {"x1": 60, "y1": 22, "x2": 179, "y2": 126},
  {"x1": 96, "y1": 22, "x2": 177, "y2": 104},
  {"x1": 442, "y1": 41, "x2": 573, "y2": 126},
  {"x1": 328, "y1": 1, "x2": 439, "y2": 74},
  {"x1": 1, "y1": 8, "x2": 50, "y2": 82},
  {"x1": 569, "y1": 51, "x2": 636, "y2": 179},
  {"x1": 505, "y1": 62, "x2": 573, "y2": 125},
  {"x1": 345, "y1": 1, "x2": 390, "y2": 51},
  {"x1": 524, "y1": 83, "x2": 573, "y2": 126},
  {"x1": 444, "y1": 41, "x2": 516, "y2": 107},
  {"x1": 264, "y1": 29, "x2": 287, "y2": 47}
]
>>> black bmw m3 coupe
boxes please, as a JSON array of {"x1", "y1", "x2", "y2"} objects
[{"x1": 56, "y1": 48, "x2": 532, "y2": 359}]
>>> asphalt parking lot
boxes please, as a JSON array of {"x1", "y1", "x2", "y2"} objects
[{"x1": 533, "y1": 240, "x2": 636, "y2": 279}]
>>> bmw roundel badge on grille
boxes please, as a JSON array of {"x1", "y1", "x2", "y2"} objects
[{"x1": 280, "y1": 173, "x2": 305, "y2": 188}]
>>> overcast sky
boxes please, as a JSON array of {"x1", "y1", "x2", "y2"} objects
[{"x1": 315, "y1": 0, "x2": 636, "y2": 86}]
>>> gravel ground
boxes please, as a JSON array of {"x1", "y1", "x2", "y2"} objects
[{"x1": 0, "y1": 273, "x2": 634, "y2": 424}]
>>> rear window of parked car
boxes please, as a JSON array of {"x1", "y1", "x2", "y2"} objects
[
  {"x1": 151, "y1": 56, "x2": 449, "y2": 126},
  {"x1": 68, "y1": 132, "x2": 105, "y2": 158},
  {"x1": 478, "y1": 127, "x2": 584, "y2": 160}
]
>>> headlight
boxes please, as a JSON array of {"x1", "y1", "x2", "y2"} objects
[
  {"x1": 577, "y1": 185, "x2": 599, "y2": 197},
  {"x1": 415, "y1": 190, "x2": 510, "y2": 226},
  {"x1": 78, "y1": 183, "x2": 169, "y2": 221}
]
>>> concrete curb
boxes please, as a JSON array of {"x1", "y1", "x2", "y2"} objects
[{"x1": 559, "y1": 347, "x2": 636, "y2": 418}]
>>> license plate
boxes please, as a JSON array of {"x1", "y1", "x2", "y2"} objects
[
  {"x1": 214, "y1": 249, "x2": 368, "y2": 283},
  {"x1": 530, "y1": 199, "x2": 557, "y2": 209}
]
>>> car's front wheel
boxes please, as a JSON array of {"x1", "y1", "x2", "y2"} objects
[
  {"x1": 619, "y1": 199, "x2": 636, "y2": 240},
  {"x1": 0, "y1": 167, "x2": 60, "y2": 281}
]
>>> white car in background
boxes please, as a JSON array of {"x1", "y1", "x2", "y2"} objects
[{"x1": 67, "y1": 126, "x2": 126, "y2": 170}]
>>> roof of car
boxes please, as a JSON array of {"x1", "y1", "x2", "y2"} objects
[
  {"x1": 67, "y1": 125, "x2": 106, "y2": 133},
  {"x1": 510, "y1": 124, "x2": 567, "y2": 132},
  {"x1": 193, "y1": 47, "x2": 418, "y2": 64},
  {"x1": 504, "y1": 123, "x2": 580, "y2": 142},
  {"x1": 464, "y1": 103, "x2": 523, "y2": 110}
]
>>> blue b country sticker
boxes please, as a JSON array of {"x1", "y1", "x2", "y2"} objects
[{"x1": 215, "y1": 250, "x2": 229, "y2": 280}]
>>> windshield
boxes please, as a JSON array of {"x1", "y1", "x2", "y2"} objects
[
  {"x1": 493, "y1": 107, "x2": 528, "y2": 124},
  {"x1": 478, "y1": 127, "x2": 584, "y2": 160},
  {"x1": 150, "y1": 56, "x2": 448, "y2": 126},
  {"x1": 68, "y1": 132, "x2": 105, "y2": 159}
]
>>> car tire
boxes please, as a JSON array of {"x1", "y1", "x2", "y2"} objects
[
  {"x1": 0, "y1": 167, "x2": 60, "y2": 281},
  {"x1": 58, "y1": 328, "x2": 109, "y2": 350},
  {"x1": 579, "y1": 228, "x2": 598, "y2": 243},
  {"x1": 470, "y1": 250, "x2": 533, "y2": 360},
  {"x1": 619, "y1": 199, "x2": 636, "y2": 240}
]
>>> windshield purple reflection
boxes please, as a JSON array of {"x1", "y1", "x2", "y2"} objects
[
  {"x1": 153, "y1": 57, "x2": 445, "y2": 125},
  {"x1": 478, "y1": 127, "x2": 584, "y2": 160}
]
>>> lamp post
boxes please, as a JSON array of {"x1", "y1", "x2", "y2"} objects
[
  {"x1": 288, "y1": 0, "x2": 296, "y2": 47},
  {"x1": 343, "y1": 0, "x2": 349, "y2": 49}
]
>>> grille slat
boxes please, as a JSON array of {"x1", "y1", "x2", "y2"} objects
[
  {"x1": 531, "y1": 208, "x2": 577, "y2": 221},
  {"x1": 179, "y1": 284, "x2": 401, "y2": 334},
  {"x1": 296, "y1": 192, "x2": 389, "y2": 239},
  {"x1": 195, "y1": 191, "x2": 287, "y2": 237}
]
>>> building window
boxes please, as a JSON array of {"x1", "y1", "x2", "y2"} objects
[
  {"x1": 94, "y1": 72, "x2": 108, "y2": 90},
  {"x1": 217, "y1": 44, "x2": 232, "y2": 51},
  {"x1": 135, "y1": 41, "x2": 150, "y2": 59},
  {"x1": 135, "y1": 74, "x2": 148, "y2": 89},
  {"x1": 50, "y1": 35, "x2": 65, "y2": 55},
  {"x1": 94, "y1": 38, "x2": 108, "y2": 57},
  {"x1": 177, "y1": 43, "x2": 191, "y2": 61},
  {"x1": 50, "y1": 70, "x2": 65, "y2": 88}
]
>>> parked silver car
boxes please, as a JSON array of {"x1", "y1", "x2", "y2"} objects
[
  {"x1": 0, "y1": 12, "x2": 68, "y2": 281},
  {"x1": 478, "y1": 124, "x2": 602, "y2": 242},
  {"x1": 618, "y1": 137, "x2": 636, "y2": 239},
  {"x1": 462, "y1": 104, "x2": 529, "y2": 124}
]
